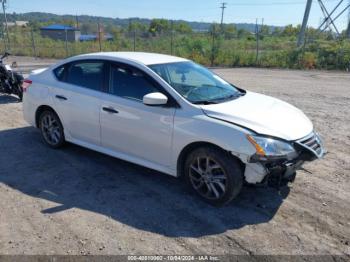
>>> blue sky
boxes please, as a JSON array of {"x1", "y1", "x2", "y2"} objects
[{"x1": 6, "y1": 0, "x2": 350, "y2": 29}]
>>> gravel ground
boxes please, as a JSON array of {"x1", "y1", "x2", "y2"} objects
[{"x1": 0, "y1": 57, "x2": 349, "y2": 256}]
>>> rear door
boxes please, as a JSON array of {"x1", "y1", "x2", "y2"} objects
[
  {"x1": 99, "y1": 62, "x2": 176, "y2": 168},
  {"x1": 52, "y1": 60, "x2": 107, "y2": 146}
]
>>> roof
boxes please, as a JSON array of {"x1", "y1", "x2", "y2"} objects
[
  {"x1": 104, "y1": 33, "x2": 114, "y2": 40},
  {"x1": 75, "y1": 52, "x2": 188, "y2": 65},
  {"x1": 79, "y1": 34, "x2": 97, "y2": 41},
  {"x1": 40, "y1": 24, "x2": 78, "y2": 31},
  {"x1": 79, "y1": 34, "x2": 114, "y2": 41},
  {"x1": 16, "y1": 21, "x2": 29, "y2": 25}
]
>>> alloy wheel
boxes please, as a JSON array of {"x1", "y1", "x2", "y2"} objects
[
  {"x1": 41, "y1": 113, "x2": 62, "y2": 146},
  {"x1": 189, "y1": 156, "x2": 227, "y2": 200}
]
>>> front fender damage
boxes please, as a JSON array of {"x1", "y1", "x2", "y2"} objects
[
  {"x1": 244, "y1": 163, "x2": 267, "y2": 184},
  {"x1": 230, "y1": 151, "x2": 268, "y2": 184},
  {"x1": 232, "y1": 151, "x2": 304, "y2": 187}
]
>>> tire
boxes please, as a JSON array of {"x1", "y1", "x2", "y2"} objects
[
  {"x1": 16, "y1": 85, "x2": 23, "y2": 101},
  {"x1": 184, "y1": 146, "x2": 243, "y2": 206},
  {"x1": 39, "y1": 110, "x2": 65, "y2": 149},
  {"x1": 13, "y1": 73, "x2": 24, "y2": 101}
]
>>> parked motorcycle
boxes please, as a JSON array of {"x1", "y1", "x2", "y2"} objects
[{"x1": 0, "y1": 52, "x2": 24, "y2": 101}]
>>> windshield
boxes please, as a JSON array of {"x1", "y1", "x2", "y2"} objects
[{"x1": 149, "y1": 62, "x2": 243, "y2": 104}]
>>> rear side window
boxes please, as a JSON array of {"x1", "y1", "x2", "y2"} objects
[
  {"x1": 110, "y1": 64, "x2": 158, "y2": 101},
  {"x1": 66, "y1": 61, "x2": 105, "y2": 91},
  {"x1": 54, "y1": 66, "x2": 66, "y2": 81}
]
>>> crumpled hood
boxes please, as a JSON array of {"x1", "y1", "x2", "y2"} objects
[{"x1": 201, "y1": 91, "x2": 313, "y2": 141}]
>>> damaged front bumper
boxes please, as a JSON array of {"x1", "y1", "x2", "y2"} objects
[{"x1": 244, "y1": 132, "x2": 325, "y2": 187}]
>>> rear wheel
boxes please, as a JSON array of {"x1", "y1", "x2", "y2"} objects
[
  {"x1": 184, "y1": 146, "x2": 243, "y2": 206},
  {"x1": 39, "y1": 110, "x2": 65, "y2": 148}
]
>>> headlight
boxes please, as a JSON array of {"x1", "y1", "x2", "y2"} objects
[{"x1": 247, "y1": 135, "x2": 296, "y2": 159}]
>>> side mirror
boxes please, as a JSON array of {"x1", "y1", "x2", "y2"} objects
[{"x1": 143, "y1": 92, "x2": 168, "y2": 106}]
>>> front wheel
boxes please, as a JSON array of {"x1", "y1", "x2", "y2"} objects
[
  {"x1": 39, "y1": 110, "x2": 65, "y2": 148},
  {"x1": 184, "y1": 147, "x2": 243, "y2": 206}
]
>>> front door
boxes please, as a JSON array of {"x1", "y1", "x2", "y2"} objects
[{"x1": 100, "y1": 63, "x2": 176, "y2": 168}]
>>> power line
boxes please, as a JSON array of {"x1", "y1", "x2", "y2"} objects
[{"x1": 225, "y1": 0, "x2": 340, "y2": 6}]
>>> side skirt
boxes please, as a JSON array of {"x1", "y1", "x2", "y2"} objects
[{"x1": 66, "y1": 138, "x2": 177, "y2": 177}]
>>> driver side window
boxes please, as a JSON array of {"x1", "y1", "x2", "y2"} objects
[{"x1": 110, "y1": 64, "x2": 159, "y2": 102}]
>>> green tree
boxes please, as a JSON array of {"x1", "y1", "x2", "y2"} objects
[
  {"x1": 281, "y1": 24, "x2": 299, "y2": 37},
  {"x1": 272, "y1": 27, "x2": 282, "y2": 36},
  {"x1": 128, "y1": 21, "x2": 148, "y2": 32},
  {"x1": 224, "y1": 24, "x2": 237, "y2": 39},
  {"x1": 237, "y1": 28, "x2": 250, "y2": 38},
  {"x1": 174, "y1": 22, "x2": 192, "y2": 34},
  {"x1": 260, "y1": 25, "x2": 270, "y2": 36},
  {"x1": 209, "y1": 23, "x2": 221, "y2": 35},
  {"x1": 149, "y1": 19, "x2": 170, "y2": 35}
]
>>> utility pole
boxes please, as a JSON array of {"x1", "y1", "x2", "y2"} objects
[
  {"x1": 76, "y1": 14, "x2": 79, "y2": 29},
  {"x1": 347, "y1": 0, "x2": 350, "y2": 38},
  {"x1": 220, "y1": 2, "x2": 227, "y2": 31},
  {"x1": 30, "y1": 29, "x2": 37, "y2": 58},
  {"x1": 298, "y1": 0, "x2": 313, "y2": 47},
  {"x1": 98, "y1": 19, "x2": 102, "y2": 52},
  {"x1": 64, "y1": 28, "x2": 68, "y2": 57},
  {"x1": 133, "y1": 27, "x2": 136, "y2": 51},
  {"x1": 255, "y1": 18, "x2": 259, "y2": 64},
  {"x1": 170, "y1": 20, "x2": 174, "y2": 55},
  {"x1": 210, "y1": 26, "x2": 216, "y2": 67},
  {"x1": 1, "y1": 0, "x2": 10, "y2": 50}
]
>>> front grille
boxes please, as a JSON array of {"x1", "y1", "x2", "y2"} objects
[{"x1": 296, "y1": 132, "x2": 324, "y2": 159}]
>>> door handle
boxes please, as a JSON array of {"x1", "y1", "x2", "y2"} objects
[
  {"x1": 103, "y1": 107, "x2": 119, "y2": 114},
  {"x1": 55, "y1": 95, "x2": 67, "y2": 101}
]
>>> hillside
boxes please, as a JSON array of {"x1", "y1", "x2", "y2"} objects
[{"x1": 7, "y1": 12, "x2": 280, "y2": 32}]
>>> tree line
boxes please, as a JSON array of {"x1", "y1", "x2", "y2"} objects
[{"x1": 1, "y1": 14, "x2": 350, "y2": 70}]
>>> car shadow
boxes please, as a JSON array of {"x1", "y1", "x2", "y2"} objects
[
  {"x1": 0, "y1": 126, "x2": 289, "y2": 237},
  {"x1": 0, "y1": 94, "x2": 21, "y2": 104}
]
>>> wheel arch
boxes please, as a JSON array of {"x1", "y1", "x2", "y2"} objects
[
  {"x1": 176, "y1": 141, "x2": 245, "y2": 177},
  {"x1": 35, "y1": 105, "x2": 59, "y2": 128}
]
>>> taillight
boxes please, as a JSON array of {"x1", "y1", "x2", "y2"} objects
[{"x1": 22, "y1": 79, "x2": 32, "y2": 92}]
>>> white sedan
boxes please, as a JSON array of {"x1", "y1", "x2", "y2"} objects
[{"x1": 22, "y1": 52, "x2": 325, "y2": 205}]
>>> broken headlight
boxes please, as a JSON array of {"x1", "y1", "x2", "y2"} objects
[{"x1": 247, "y1": 135, "x2": 297, "y2": 161}]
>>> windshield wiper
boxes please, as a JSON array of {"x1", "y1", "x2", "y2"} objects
[
  {"x1": 192, "y1": 100, "x2": 218, "y2": 105},
  {"x1": 212, "y1": 93, "x2": 243, "y2": 102}
]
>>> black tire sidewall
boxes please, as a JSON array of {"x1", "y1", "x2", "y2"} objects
[
  {"x1": 184, "y1": 147, "x2": 243, "y2": 206},
  {"x1": 17, "y1": 85, "x2": 23, "y2": 101}
]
